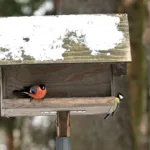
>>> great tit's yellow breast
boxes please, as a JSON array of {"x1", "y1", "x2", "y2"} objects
[{"x1": 115, "y1": 97, "x2": 120, "y2": 104}]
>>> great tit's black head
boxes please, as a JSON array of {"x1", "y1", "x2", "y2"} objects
[
  {"x1": 39, "y1": 84, "x2": 46, "y2": 90},
  {"x1": 117, "y1": 93, "x2": 124, "y2": 100}
]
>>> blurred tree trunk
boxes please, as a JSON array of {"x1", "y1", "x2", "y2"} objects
[
  {"x1": 5, "y1": 118, "x2": 16, "y2": 150},
  {"x1": 120, "y1": 1, "x2": 147, "y2": 150},
  {"x1": 0, "y1": 118, "x2": 16, "y2": 150},
  {"x1": 6, "y1": 129, "x2": 14, "y2": 150},
  {"x1": 143, "y1": 1, "x2": 150, "y2": 149}
]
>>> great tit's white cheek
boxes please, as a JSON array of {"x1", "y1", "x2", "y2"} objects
[{"x1": 119, "y1": 95, "x2": 123, "y2": 99}]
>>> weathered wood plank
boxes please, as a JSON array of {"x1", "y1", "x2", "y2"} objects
[
  {"x1": 111, "y1": 63, "x2": 127, "y2": 96},
  {"x1": 1, "y1": 106, "x2": 112, "y2": 117},
  {"x1": 2, "y1": 97, "x2": 114, "y2": 116},
  {"x1": 0, "y1": 14, "x2": 131, "y2": 64},
  {"x1": 57, "y1": 111, "x2": 70, "y2": 137},
  {"x1": 111, "y1": 63, "x2": 127, "y2": 76},
  {"x1": 3, "y1": 97, "x2": 114, "y2": 109},
  {"x1": 0, "y1": 68, "x2": 2, "y2": 116},
  {"x1": 3, "y1": 64, "x2": 111, "y2": 98}
]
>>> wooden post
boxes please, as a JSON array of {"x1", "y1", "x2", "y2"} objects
[{"x1": 56, "y1": 111, "x2": 71, "y2": 150}]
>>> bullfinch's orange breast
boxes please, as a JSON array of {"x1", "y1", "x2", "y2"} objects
[{"x1": 29, "y1": 87, "x2": 47, "y2": 99}]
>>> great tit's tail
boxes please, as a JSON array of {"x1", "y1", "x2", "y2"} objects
[
  {"x1": 111, "y1": 111, "x2": 115, "y2": 116},
  {"x1": 103, "y1": 113, "x2": 111, "y2": 119}
]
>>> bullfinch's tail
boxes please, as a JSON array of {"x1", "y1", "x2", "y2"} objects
[
  {"x1": 13, "y1": 90, "x2": 21, "y2": 93},
  {"x1": 13, "y1": 89, "x2": 29, "y2": 95},
  {"x1": 13, "y1": 89, "x2": 23, "y2": 93}
]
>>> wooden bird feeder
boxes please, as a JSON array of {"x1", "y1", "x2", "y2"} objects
[
  {"x1": 0, "y1": 14, "x2": 131, "y2": 150},
  {"x1": 0, "y1": 14, "x2": 131, "y2": 117}
]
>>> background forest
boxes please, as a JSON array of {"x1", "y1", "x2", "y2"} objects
[{"x1": 0, "y1": 0, "x2": 149, "y2": 150}]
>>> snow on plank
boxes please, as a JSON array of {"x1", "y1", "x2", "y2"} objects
[{"x1": 0, "y1": 14, "x2": 131, "y2": 65}]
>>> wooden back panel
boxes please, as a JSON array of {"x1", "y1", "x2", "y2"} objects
[{"x1": 2, "y1": 63, "x2": 111, "y2": 99}]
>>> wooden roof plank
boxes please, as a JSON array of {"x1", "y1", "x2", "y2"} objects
[{"x1": 0, "y1": 14, "x2": 131, "y2": 65}]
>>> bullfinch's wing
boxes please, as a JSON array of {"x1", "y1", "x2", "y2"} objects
[{"x1": 29, "y1": 85, "x2": 38, "y2": 94}]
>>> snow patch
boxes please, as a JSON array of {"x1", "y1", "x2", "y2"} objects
[{"x1": 0, "y1": 15, "x2": 124, "y2": 61}]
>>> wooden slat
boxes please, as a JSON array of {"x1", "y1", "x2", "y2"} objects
[
  {"x1": 1, "y1": 106, "x2": 112, "y2": 117},
  {"x1": 1, "y1": 97, "x2": 114, "y2": 117},
  {"x1": 3, "y1": 97, "x2": 114, "y2": 109},
  {"x1": 0, "y1": 14, "x2": 131, "y2": 65}
]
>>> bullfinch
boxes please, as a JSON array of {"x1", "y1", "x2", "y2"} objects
[{"x1": 13, "y1": 84, "x2": 47, "y2": 102}]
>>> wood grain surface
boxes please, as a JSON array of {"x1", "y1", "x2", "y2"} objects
[
  {"x1": 2, "y1": 63, "x2": 111, "y2": 99},
  {"x1": 1, "y1": 97, "x2": 114, "y2": 116},
  {"x1": 1, "y1": 63, "x2": 114, "y2": 116},
  {"x1": 0, "y1": 14, "x2": 131, "y2": 64},
  {"x1": 1, "y1": 106, "x2": 113, "y2": 117},
  {"x1": 3, "y1": 97, "x2": 114, "y2": 109},
  {"x1": 0, "y1": 68, "x2": 2, "y2": 116}
]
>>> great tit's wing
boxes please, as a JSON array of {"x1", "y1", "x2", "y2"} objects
[
  {"x1": 111, "y1": 103, "x2": 120, "y2": 116},
  {"x1": 113, "y1": 98, "x2": 120, "y2": 110},
  {"x1": 103, "y1": 106, "x2": 113, "y2": 119},
  {"x1": 112, "y1": 97, "x2": 121, "y2": 116}
]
